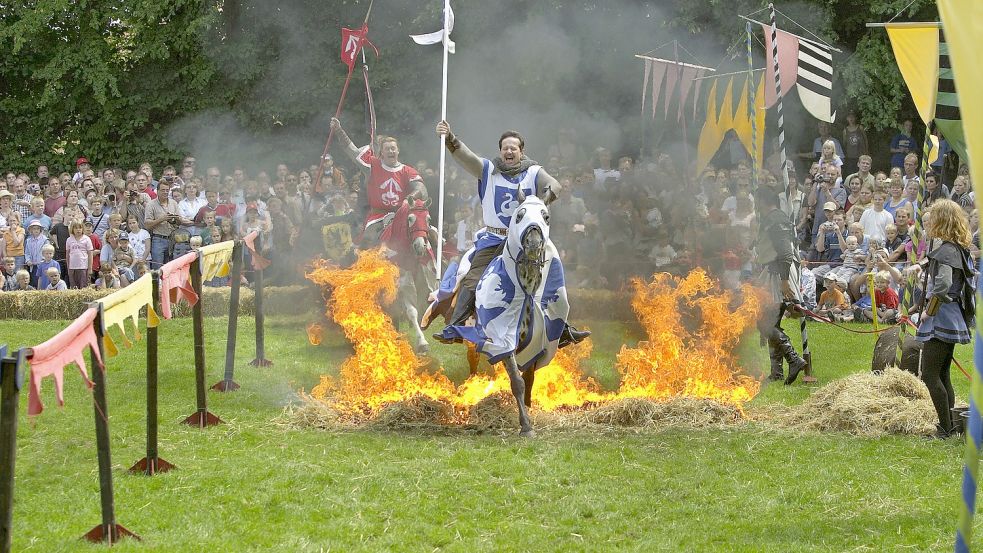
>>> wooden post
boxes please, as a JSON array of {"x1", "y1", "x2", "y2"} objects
[
  {"x1": 182, "y1": 256, "x2": 222, "y2": 427},
  {"x1": 212, "y1": 242, "x2": 243, "y2": 391},
  {"x1": 0, "y1": 347, "x2": 24, "y2": 553},
  {"x1": 83, "y1": 305, "x2": 139, "y2": 543},
  {"x1": 130, "y1": 271, "x2": 174, "y2": 474},
  {"x1": 250, "y1": 234, "x2": 272, "y2": 367}
]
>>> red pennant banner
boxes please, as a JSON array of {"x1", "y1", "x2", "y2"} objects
[{"x1": 340, "y1": 24, "x2": 378, "y2": 73}]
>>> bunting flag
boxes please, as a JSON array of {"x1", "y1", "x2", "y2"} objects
[
  {"x1": 199, "y1": 241, "x2": 234, "y2": 282},
  {"x1": 639, "y1": 58, "x2": 704, "y2": 122},
  {"x1": 97, "y1": 273, "x2": 160, "y2": 357},
  {"x1": 410, "y1": 0, "x2": 455, "y2": 53},
  {"x1": 761, "y1": 24, "x2": 835, "y2": 122},
  {"x1": 883, "y1": 23, "x2": 967, "y2": 163},
  {"x1": 28, "y1": 307, "x2": 98, "y2": 416},
  {"x1": 242, "y1": 231, "x2": 271, "y2": 271},
  {"x1": 340, "y1": 24, "x2": 378, "y2": 73},
  {"x1": 159, "y1": 252, "x2": 199, "y2": 320},
  {"x1": 694, "y1": 74, "x2": 767, "y2": 176},
  {"x1": 936, "y1": 5, "x2": 983, "y2": 552}
]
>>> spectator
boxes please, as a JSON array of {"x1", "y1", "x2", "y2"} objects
[
  {"x1": 841, "y1": 111, "x2": 869, "y2": 171},
  {"x1": 889, "y1": 119, "x2": 916, "y2": 170},
  {"x1": 13, "y1": 269, "x2": 34, "y2": 291},
  {"x1": 11, "y1": 178, "x2": 33, "y2": 221},
  {"x1": 812, "y1": 209, "x2": 847, "y2": 280},
  {"x1": 114, "y1": 232, "x2": 135, "y2": 281},
  {"x1": 44, "y1": 266, "x2": 67, "y2": 291},
  {"x1": 843, "y1": 154, "x2": 876, "y2": 192},
  {"x1": 901, "y1": 153, "x2": 922, "y2": 190},
  {"x1": 853, "y1": 270, "x2": 899, "y2": 324},
  {"x1": 144, "y1": 179, "x2": 177, "y2": 266},
  {"x1": 817, "y1": 274, "x2": 850, "y2": 321},
  {"x1": 27, "y1": 198, "x2": 51, "y2": 234},
  {"x1": 817, "y1": 139, "x2": 843, "y2": 175},
  {"x1": 52, "y1": 189, "x2": 86, "y2": 227},
  {"x1": 884, "y1": 178, "x2": 910, "y2": 217},
  {"x1": 950, "y1": 175, "x2": 974, "y2": 209},
  {"x1": 803, "y1": 121, "x2": 843, "y2": 162},
  {"x1": 923, "y1": 172, "x2": 948, "y2": 209},
  {"x1": 0, "y1": 257, "x2": 15, "y2": 291},
  {"x1": 2, "y1": 212, "x2": 25, "y2": 270},
  {"x1": 23, "y1": 219, "x2": 48, "y2": 283},
  {"x1": 86, "y1": 196, "x2": 110, "y2": 238},
  {"x1": 65, "y1": 220, "x2": 93, "y2": 288},
  {"x1": 94, "y1": 263, "x2": 121, "y2": 290}
]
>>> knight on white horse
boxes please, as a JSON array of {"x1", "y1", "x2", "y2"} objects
[{"x1": 443, "y1": 194, "x2": 568, "y2": 436}]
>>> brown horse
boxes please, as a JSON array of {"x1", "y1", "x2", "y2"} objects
[{"x1": 380, "y1": 199, "x2": 439, "y2": 354}]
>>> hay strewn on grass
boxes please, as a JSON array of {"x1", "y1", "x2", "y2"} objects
[
  {"x1": 784, "y1": 367, "x2": 937, "y2": 437},
  {"x1": 283, "y1": 393, "x2": 745, "y2": 433}
]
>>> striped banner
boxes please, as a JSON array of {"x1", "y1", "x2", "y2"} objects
[
  {"x1": 796, "y1": 39, "x2": 835, "y2": 123},
  {"x1": 934, "y1": 28, "x2": 965, "y2": 165}
]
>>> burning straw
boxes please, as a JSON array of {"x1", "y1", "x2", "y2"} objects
[{"x1": 301, "y1": 254, "x2": 765, "y2": 431}]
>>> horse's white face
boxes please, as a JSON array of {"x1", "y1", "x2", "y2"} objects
[{"x1": 507, "y1": 196, "x2": 551, "y2": 252}]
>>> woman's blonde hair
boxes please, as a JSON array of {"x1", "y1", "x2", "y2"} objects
[{"x1": 927, "y1": 199, "x2": 972, "y2": 248}]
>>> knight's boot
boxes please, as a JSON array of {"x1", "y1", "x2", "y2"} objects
[
  {"x1": 433, "y1": 287, "x2": 476, "y2": 344},
  {"x1": 779, "y1": 332, "x2": 808, "y2": 385},
  {"x1": 766, "y1": 342, "x2": 784, "y2": 381},
  {"x1": 558, "y1": 324, "x2": 591, "y2": 349}
]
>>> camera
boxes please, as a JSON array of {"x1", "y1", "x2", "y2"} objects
[{"x1": 108, "y1": 193, "x2": 116, "y2": 202}]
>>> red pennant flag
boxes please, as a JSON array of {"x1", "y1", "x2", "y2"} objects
[{"x1": 340, "y1": 24, "x2": 379, "y2": 73}]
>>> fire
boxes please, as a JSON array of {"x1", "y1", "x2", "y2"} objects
[
  {"x1": 614, "y1": 270, "x2": 763, "y2": 408},
  {"x1": 306, "y1": 323, "x2": 323, "y2": 346},
  {"x1": 305, "y1": 251, "x2": 763, "y2": 418}
]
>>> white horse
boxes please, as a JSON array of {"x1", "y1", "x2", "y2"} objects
[{"x1": 446, "y1": 194, "x2": 570, "y2": 436}]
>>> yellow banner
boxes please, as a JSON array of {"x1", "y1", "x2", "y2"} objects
[
  {"x1": 885, "y1": 24, "x2": 940, "y2": 125},
  {"x1": 939, "y1": 2, "x2": 982, "y2": 204},
  {"x1": 97, "y1": 273, "x2": 159, "y2": 357},
  {"x1": 199, "y1": 240, "x2": 235, "y2": 282},
  {"x1": 695, "y1": 79, "x2": 722, "y2": 176}
]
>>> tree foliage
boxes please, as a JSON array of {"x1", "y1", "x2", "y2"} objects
[{"x1": 0, "y1": 0, "x2": 946, "y2": 174}]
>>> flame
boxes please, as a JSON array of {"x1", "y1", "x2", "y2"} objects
[
  {"x1": 306, "y1": 251, "x2": 763, "y2": 418},
  {"x1": 306, "y1": 323, "x2": 323, "y2": 346}
]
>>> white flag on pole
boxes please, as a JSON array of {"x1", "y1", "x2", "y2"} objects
[{"x1": 410, "y1": 1, "x2": 456, "y2": 53}]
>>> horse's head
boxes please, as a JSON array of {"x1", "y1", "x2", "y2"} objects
[
  {"x1": 405, "y1": 199, "x2": 433, "y2": 260},
  {"x1": 507, "y1": 195, "x2": 550, "y2": 290}
]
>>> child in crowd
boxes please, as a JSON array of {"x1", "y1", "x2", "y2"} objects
[
  {"x1": 189, "y1": 235, "x2": 203, "y2": 251},
  {"x1": 853, "y1": 271, "x2": 900, "y2": 324},
  {"x1": 35, "y1": 244, "x2": 59, "y2": 290},
  {"x1": 1, "y1": 257, "x2": 16, "y2": 291},
  {"x1": 23, "y1": 219, "x2": 49, "y2": 285},
  {"x1": 648, "y1": 231, "x2": 677, "y2": 269},
  {"x1": 817, "y1": 139, "x2": 843, "y2": 175},
  {"x1": 114, "y1": 232, "x2": 136, "y2": 282},
  {"x1": 13, "y1": 269, "x2": 34, "y2": 291},
  {"x1": 45, "y1": 266, "x2": 67, "y2": 291},
  {"x1": 86, "y1": 196, "x2": 110, "y2": 238},
  {"x1": 828, "y1": 235, "x2": 866, "y2": 283},
  {"x1": 3, "y1": 212, "x2": 25, "y2": 270},
  {"x1": 94, "y1": 263, "x2": 121, "y2": 290},
  {"x1": 126, "y1": 216, "x2": 150, "y2": 263},
  {"x1": 28, "y1": 198, "x2": 51, "y2": 234},
  {"x1": 132, "y1": 261, "x2": 149, "y2": 280},
  {"x1": 817, "y1": 274, "x2": 850, "y2": 321},
  {"x1": 66, "y1": 220, "x2": 93, "y2": 289}
]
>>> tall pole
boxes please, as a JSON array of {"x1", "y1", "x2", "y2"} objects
[
  {"x1": 746, "y1": 21, "x2": 758, "y2": 189},
  {"x1": 768, "y1": 4, "x2": 812, "y2": 379},
  {"x1": 0, "y1": 348, "x2": 23, "y2": 553},
  {"x1": 674, "y1": 41, "x2": 691, "y2": 185},
  {"x1": 434, "y1": 0, "x2": 450, "y2": 278},
  {"x1": 314, "y1": 0, "x2": 375, "y2": 194}
]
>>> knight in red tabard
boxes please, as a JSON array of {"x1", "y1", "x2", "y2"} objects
[{"x1": 330, "y1": 117, "x2": 428, "y2": 246}]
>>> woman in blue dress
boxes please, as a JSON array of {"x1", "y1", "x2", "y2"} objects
[{"x1": 915, "y1": 199, "x2": 976, "y2": 437}]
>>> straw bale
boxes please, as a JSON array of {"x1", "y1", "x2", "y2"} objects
[
  {"x1": 579, "y1": 397, "x2": 742, "y2": 428},
  {"x1": 368, "y1": 395, "x2": 455, "y2": 430},
  {"x1": 786, "y1": 367, "x2": 936, "y2": 436},
  {"x1": 280, "y1": 393, "x2": 346, "y2": 430},
  {"x1": 466, "y1": 392, "x2": 520, "y2": 431}
]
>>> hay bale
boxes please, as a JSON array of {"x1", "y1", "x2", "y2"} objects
[
  {"x1": 787, "y1": 367, "x2": 936, "y2": 436},
  {"x1": 280, "y1": 395, "x2": 344, "y2": 430},
  {"x1": 368, "y1": 395, "x2": 455, "y2": 430},
  {"x1": 581, "y1": 397, "x2": 741, "y2": 428},
  {"x1": 466, "y1": 391, "x2": 519, "y2": 431}
]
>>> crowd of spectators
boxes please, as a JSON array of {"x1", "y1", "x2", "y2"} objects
[{"x1": 0, "y1": 117, "x2": 971, "y2": 322}]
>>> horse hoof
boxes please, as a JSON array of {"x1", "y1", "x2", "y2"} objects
[
  {"x1": 519, "y1": 429, "x2": 536, "y2": 438},
  {"x1": 415, "y1": 344, "x2": 430, "y2": 355}
]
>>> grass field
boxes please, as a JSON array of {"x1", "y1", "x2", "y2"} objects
[{"x1": 0, "y1": 313, "x2": 978, "y2": 552}]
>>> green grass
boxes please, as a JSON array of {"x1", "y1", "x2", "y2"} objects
[{"x1": 0, "y1": 314, "x2": 978, "y2": 552}]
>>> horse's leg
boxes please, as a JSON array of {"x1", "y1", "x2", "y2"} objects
[
  {"x1": 400, "y1": 273, "x2": 429, "y2": 355},
  {"x1": 503, "y1": 355, "x2": 535, "y2": 437},
  {"x1": 522, "y1": 369, "x2": 535, "y2": 408}
]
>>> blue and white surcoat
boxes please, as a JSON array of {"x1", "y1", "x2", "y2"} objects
[{"x1": 473, "y1": 159, "x2": 540, "y2": 252}]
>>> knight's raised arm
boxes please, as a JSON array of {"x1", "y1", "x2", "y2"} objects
[
  {"x1": 330, "y1": 118, "x2": 361, "y2": 161},
  {"x1": 536, "y1": 169, "x2": 560, "y2": 205},
  {"x1": 436, "y1": 120, "x2": 483, "y2": 178}
]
